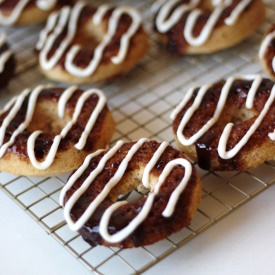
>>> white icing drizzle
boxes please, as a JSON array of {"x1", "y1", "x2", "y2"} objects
[
  {"x1": 218, "y1": 84, "x2": 275, "y2": 159},
  {"x1": 0, "y1": 33, "x2": 12, "y2": 73},
  {"x1": 92, "y1": 4, "x2": 110, "y2": 25},
  {"x1": 259, "y1": 28, "x2": 275, "y2": 75},
  {"x1": 151, "y1": 0, "x2": 167, "y2": 13},
  {"x1": 36, "y1": 0, "x2": 57, "y2": 11},
  {"x1": 0, "y1": 88, "x2": 32, "y2": 158},
  {"x1": 0, "y1": 85, "x2": 107, "y2": 170},
  {"x1": 0, "y1": 0, "x2": 58, "y2": 25},
  {"x1": 224, "y1": 0, "x2": 252, "y2": 26},
  {"x1": 171, "y1": 75, "x2": 275, "y2": 159},
  {"x1": 36, "y1": 2, "x2": 142, "y2": 78},
  {"x1": 211, "y1": 0, "x2": 232, "y2": 6},
  {"x1": 184, "y1": 5, "x2": 224, "y2": 46},
  {"x1": 245, "y1": 74, "x2": 262, "y2": 109},
  {"x1": 155, "y1": 0, "x2": 199, "y2": 33},
  {"x1": 155, "y1": 0, "x2": 253, "y2": 46},
  {"x1": 60, "y1": 139, "x2": 193, "y2": 243},
  {"x1": 36, "y1": 5, "x2": 75, "y2": 70},
  {"x1": 142, "y1": 141, "x2": 169, "y2": 188}
]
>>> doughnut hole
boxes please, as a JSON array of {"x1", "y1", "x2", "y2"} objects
[
  {"x1": 74, "y1": 19, "x2": 104, "y2": 52},
  {"x1": 27, "y1": 100, "x2": 71, "y2": 134},
  {"x1": 198, "y1": 0, "x2": 218, "y2": 11},
  {"x1": 72, "y1": 14, "x2": 134, "y2": 66},
  {"x1": 217, "y1": 103, "x2": 258, "y2": 127},
  {"x1": 108, "y1": 169, "x2": 158, "y2": 203}
]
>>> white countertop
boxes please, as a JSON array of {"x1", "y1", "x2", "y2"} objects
[{"x1": 1, "y1": 184, "x2": 275, "y2": 275}]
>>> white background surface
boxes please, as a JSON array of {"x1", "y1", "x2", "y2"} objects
[{"x1": 1, "y1": 184, "x2": 275, "y2": 275}]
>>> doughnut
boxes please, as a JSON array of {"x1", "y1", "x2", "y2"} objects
[
  {"x1": 0, "y1": 33, "x2": 15, "y2": 87},
  {"x1": 0, "y1": 85, "x2": 115, "y2": 176},
  {"x1": 60, "y1": 139, "x2": 201, "y2": 248},
  {"x1": 153, "y1": 0, "x2": 265, "y2": 54},
  {"x1": 35, "y1": 2, "x2": 149, "y2": 84},
  {"x1": 171, "y1": 75, "x2": 275, "y2": 171},
  {"x1": 0, "y1": 0, "x2": 74, "y2": 26},
  {"x1": 259, "y1": 25, "x2": 275, "y2": 80}
]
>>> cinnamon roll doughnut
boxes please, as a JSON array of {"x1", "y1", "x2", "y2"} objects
[
  {"x1": 171, "y1": 75, "x2": 275, "y2": 171},
  {"x1": 60, "y1": 139, "x2": 201, "y2": 248},
  {"x1": 0, "y1": 85, "x2": 115, "y2": 176},
  {"x1": 0, "y1": 0, "x2": 74, "y2": 26},
  {"x1": 259, "y1": 25, "x2": 275, "y2": 80},
  {"x1": 35, "y1": 2, "x2": 148, "y2": 84},
  {"x1": 153, "y1": 0, "x2": 265, "y2": 54},
  {"x1": 0, "y1": 33, "x2": 15, "y2": 87}
]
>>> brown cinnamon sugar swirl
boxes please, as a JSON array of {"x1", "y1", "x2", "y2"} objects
[
  {"x1": 60, "y1": 139, "x2": 201, "y2": 248},
  {"x1": 171, "y1": 75, "x2": 275, "y2": 171},
  {"x1": 153, "y1": 0, "x2": 265, "y2": 54},
  {"x1": 0, "y1": 85, "x2": 115, "y2": 176}
]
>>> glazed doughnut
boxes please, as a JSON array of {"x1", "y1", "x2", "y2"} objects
[
  {"x1": 0, "y1": 0, "x2": 74, "y2": 25},
  {"x1": 60, "y1": 139, "x2": 201, "y2": 248},
  {"x1": 153, "y1": 0, "x2": 265, "y2": 54},
  {"x1": 0, "y1": 85, "x2": 115, "y2": 176},
  {"x1": 35, "y1": 2, "x2": 148, "y2": 84},
  {"x1": 171, "y1": 75, "x2": 275, "y2": 171},
  {"x1": 0, "y1": 33, "x2": 15, "y2": 87},
  {"x1": 259, "y1": 25, "x2": 275, "y2": 80}
]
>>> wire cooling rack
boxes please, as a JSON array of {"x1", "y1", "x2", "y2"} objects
[{"x1": 1, "y1": 0, "x2": 275, "y2": 274}]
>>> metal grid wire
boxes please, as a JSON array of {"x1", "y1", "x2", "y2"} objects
[{"x1": 1, "y1": 0, "x2": 275, "y2": 274}]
